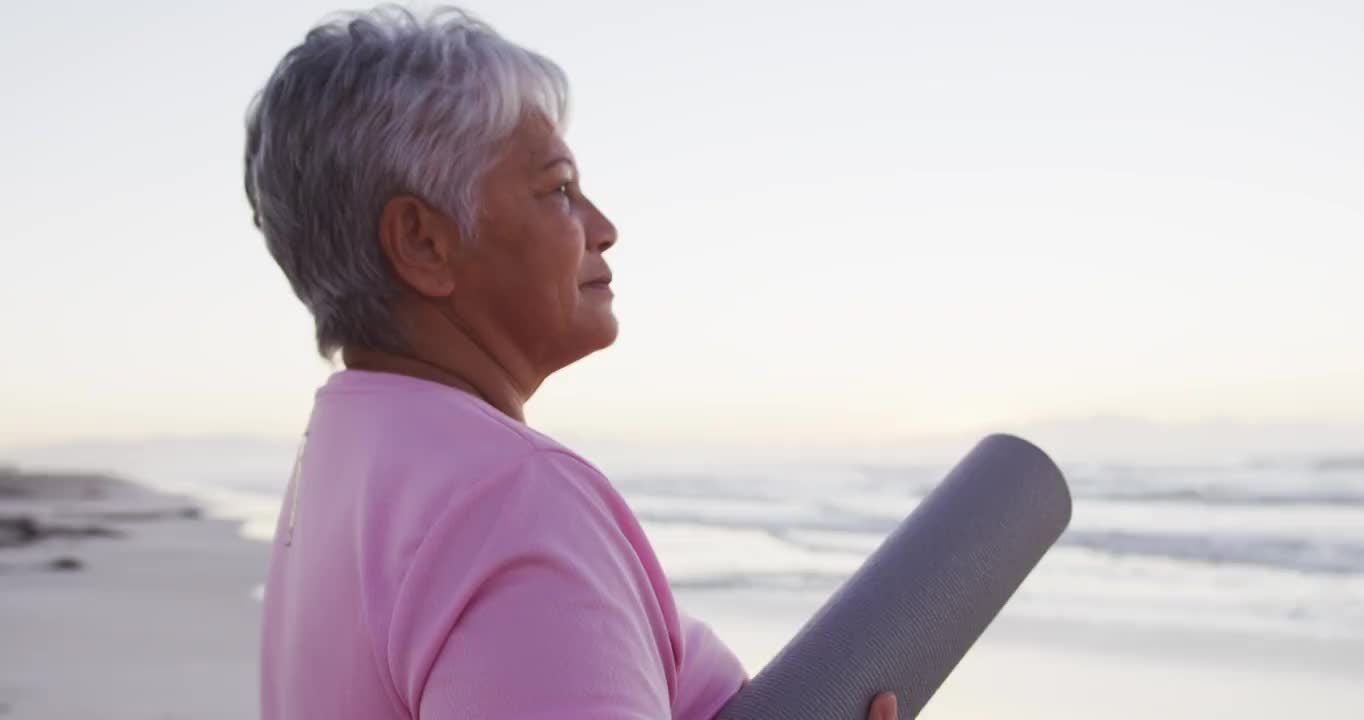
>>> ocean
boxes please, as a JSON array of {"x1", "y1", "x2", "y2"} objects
[{"x1": 9, "y1": 437, "x2": 1364, "y2": 644}]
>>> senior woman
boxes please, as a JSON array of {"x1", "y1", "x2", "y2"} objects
[{"x1": 246, "y1": 6, "x2": 897, "y2": 719}]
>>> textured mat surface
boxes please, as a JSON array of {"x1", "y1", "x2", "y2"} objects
[{"x1": 717, "y1": 434, "x2": 1072, "y2": 719}]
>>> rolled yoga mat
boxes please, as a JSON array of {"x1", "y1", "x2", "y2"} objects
[{"x1": 716, "y1": 433, "x2": 1072, "y2": 720}]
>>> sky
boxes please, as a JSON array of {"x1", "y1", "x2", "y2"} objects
[{"x1": 1, "y1": 0, "x2": 1361, "y2": 454}]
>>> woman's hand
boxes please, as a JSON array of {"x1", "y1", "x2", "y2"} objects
[{"x1": 868, "y1": 691, "x2": 898, "y2": 720}]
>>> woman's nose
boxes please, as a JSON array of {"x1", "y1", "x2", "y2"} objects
[{"x1": 585, "y1": 200, "x2": 617, "y2": 252}]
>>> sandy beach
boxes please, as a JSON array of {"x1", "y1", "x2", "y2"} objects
[
  {"x1": 0, "y1": 469, "x2": 268, "y2": 720},
  {"x1": 683, "y1": 586, "x2": 1364, "y2": 718},
  {"x1": 3, "y1": 465, "x2": 1363, "y2": 719}
]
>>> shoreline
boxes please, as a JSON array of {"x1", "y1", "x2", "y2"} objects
[{"x1": 0, "y1": 469, "x2": 269, "y2": 720}]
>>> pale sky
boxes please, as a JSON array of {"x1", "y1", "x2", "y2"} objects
[{"x1": 2, "y1": 0, "x2": 1362, "y2": 451}]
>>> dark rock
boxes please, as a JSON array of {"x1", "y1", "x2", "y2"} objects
[
  {"x1": 49, "y1": 556, "x2": 84, "y2": 572},
  {"x1": 0, "y1": 515, "x2": 40, "y2": 548},
  {"x1": 0, "y1": 515, "x2": 123, "y2": 548}
]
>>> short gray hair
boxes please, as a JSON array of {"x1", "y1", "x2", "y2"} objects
[{"x1": 244, "y1": 4, "x2": 570, "y2": 358}]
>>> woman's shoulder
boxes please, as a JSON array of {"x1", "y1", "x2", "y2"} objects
[
  {"x1": 432, "y1": 446, "x2": 631, "y2": 554},
  {"x1": 391, "y1": 448, "x2": 657, "y2": 619}
]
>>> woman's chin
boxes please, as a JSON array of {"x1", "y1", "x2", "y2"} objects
[
  {"x1": 563, "y1": 310, "x2": 618, "y2": 358},
  {"x1": 592, "y1": 314, "x2": 619, "y2": 349}
]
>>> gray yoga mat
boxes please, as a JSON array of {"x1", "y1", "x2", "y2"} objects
[{"x1": 716, "y1": 433, "x2": 1072, "y2": 720}]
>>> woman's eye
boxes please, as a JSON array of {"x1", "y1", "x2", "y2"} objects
[{"x1": 552, "y1": 182, "x2": 574, "y2": 207}]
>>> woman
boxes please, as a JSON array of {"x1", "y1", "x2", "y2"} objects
[{"x1": 245, "y1": 6, "x2": 898, "y2": 719}]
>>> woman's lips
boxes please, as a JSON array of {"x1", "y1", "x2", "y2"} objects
[
  {"x1": 581, "y1": 272, "x2": 613, "y2": 289},
  {"x1": 582, "y1": 280, "x2": 612, "y2": 292}
]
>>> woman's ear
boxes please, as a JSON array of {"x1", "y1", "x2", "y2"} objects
[{"x1": 378, "y1": 195, "x2": 461, "y2": 298}]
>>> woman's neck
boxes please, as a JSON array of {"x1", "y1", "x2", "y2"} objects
[{"x1": 342, "y1": 342, "x2": 531, "y2": 422}]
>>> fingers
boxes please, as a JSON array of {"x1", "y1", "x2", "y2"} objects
[{"x1": 868, "y1": 691, "x2": 898, "y2": 720}]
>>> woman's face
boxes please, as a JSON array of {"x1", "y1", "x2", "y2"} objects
[{"x1": 451, "y1": 113, "x2": 619, "y2": 375}]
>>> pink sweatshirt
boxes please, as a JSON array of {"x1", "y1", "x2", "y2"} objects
[{"x1": 260, "y1": 369, "x2": 747, "y2": 719}]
